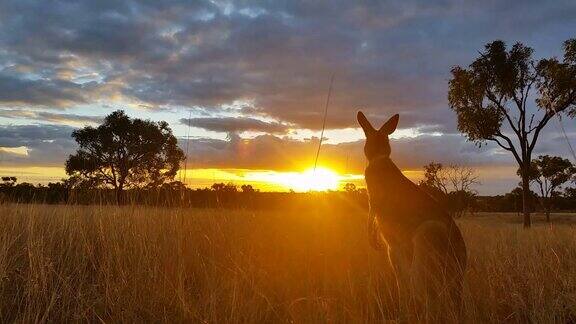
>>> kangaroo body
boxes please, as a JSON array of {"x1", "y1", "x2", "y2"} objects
[{"x1": 357, "y1": 112, "x2": 467, "y2": 322}]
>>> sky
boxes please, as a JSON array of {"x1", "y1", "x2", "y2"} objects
[{"x1": 0, "y1": 0, "x2": 575, "y2": 194}]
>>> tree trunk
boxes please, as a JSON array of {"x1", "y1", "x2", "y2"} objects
[
  {"x1": 521, "y1": 172, "x2": 531, "y2": 228},
  {"x1": 116, "y1": 186, "x2": 123, "y2": 205},
  {"x1": 544, "y1": 199, "x2": 551, "y2": 223}
]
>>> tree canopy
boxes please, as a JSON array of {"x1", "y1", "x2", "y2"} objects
[
  {"x1": 448, "y1": 39, "x2": 576, "y2": 227},
  {"x1": 521, "y1": 155, "x2": 576, "y2": 221},
  {"x1": 66, "y1": 110, "x2": 185, "y2": 203}
]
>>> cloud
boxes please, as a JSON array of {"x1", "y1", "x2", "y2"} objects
[
  {"x1": 0, "y1": 121, "x2": 572, "y2": 195},
  {"x1": 0, "y1": 124, "x2": 77, "y2": 166},
  {"x1": 0, "y1": 0, "x2": 575, "y2": 194},
  {"x1": 0, "y1": 146, "x2": 28, "y2": 156},
  {"x1": 181, "y1": 117, "x2": 290, "y2": 134},
  {"x1": 179, "y1": 132, "x2": 515, "y2": 174},
  {"x1": 176, "y1": 126, "x2": 576, "y2": 194},
  {"x1": 0, "y1": 73, "x2": 91, "y2": 107},
  {"x1": 0, "y1": 109, "x2": 102, "y2": 125},
  {"x1": 0, "y1": 0, "x2": 574, "y2": 129}
]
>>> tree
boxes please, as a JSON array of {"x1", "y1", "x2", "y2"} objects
[
  {"x1": 343, "y1": 182, "x2": 357, "y2": 193},
  {"x1": 521, "y1": 155, "x2": 575, "y2": 222},
  {"x1": 211, "y1": 183, "x2": 238, "y2": 193},
  {"x1": 564, "y1": 186, "x2": 576, "y2": 212},
  {"x1": 504, "y1": 187, "x2": 539, "y2": 215},
  {"x1": 449, "y1": 39, "x2": 576, "y2": 227},
  {"x1": 419, "y1": 162, "x2": 449, "y2": 201},
  {"x1": 241, "y1": 184, "x2": 256, "y2": 193},
  {"x1": 419, "y1": 162, "x2": 479, "y2": 218},
  {"x1": 0, "y1": 177, "x2": 17, "y2": 187},
  {"x1": 419, "y1": 163, "x2": 479, "y2": 195},
  {"x1": 163, "y1": 181, "x2": 187, "y2": 191},
  {"x1": 66, "y1": 110, "x2": 185, "y2": 204}
]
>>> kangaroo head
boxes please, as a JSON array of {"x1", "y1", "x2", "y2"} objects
[{"x1": 357, "y1": 111, "x2": 399, "y2": 160}]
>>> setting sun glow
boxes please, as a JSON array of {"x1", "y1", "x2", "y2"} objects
[
  {"x1": 263, "y1": 167, "x2": 341, "y2": 192},
  {"x1": 177, "y1": 167, "x2": 364, "y2": 192}
]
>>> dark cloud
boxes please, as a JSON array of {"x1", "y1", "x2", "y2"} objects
[
  {"x1": 179, "y1": 132, "x2": 515, "y2": 174},
  {"x1": 0, "y1": 109, "x2": 102, "y2": 125},
  {"x1": 0, "y1": 73, "x2": 91, "y2": 107},
  {"x1": 0, "y1": 124, "x2": 77, "y2": 166},
  {"x1": 181, "y1": 117, "x2": 290, "y2": 134},
  {"x1": 1, "y1": 0, "x2": 574, "y2": 129},
  {"x1": 0, "y1": 124, "x2": 74, "y2": 145}
]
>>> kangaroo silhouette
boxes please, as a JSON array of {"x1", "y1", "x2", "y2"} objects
[{"x1": 357, "y1": 111, "x2": 467, "y2": 321}]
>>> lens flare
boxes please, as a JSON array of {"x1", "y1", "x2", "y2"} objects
[
  {"x1": 265, "y1": 167, "x2": 340, "y2": 191},
  {"x1": 178, "y1": 167, "x2": 365, "y2": 192}
]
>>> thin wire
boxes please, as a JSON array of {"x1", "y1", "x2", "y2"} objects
[
  {"x1": 556, "y1": 114, "x2": 576, "y2": 162},
  {"x1": 183, "y1": 110, "x2": 192, "y2": 185},
  {"x1": 313, "y1": 74, "x2": 335, "y2": 173}
]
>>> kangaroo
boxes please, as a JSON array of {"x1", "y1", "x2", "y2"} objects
[{"x1": 357, "y1": 111, "x2": 467, "y2": 322}]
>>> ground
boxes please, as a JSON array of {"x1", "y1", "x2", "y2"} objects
[{"x1": 0, "y1": 204, "x2": 574, "y2": 323}]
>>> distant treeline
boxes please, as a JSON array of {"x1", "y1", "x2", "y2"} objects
[
  {"x1": 476, "y1": 192, "x2": 576, "y2": 213},
  {"x1": 2, "y1": 180, "x2": 576, "y2": 214},
  {"x1": 0, "y1": 180, "x2": 367, "y2": 211}
]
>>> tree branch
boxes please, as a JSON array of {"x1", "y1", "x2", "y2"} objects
[
  {"x1": 486, "y1": 89, "x2": 521, "y2": 137},
  {"x1": 492, "y1": 131, "x2": 523, "y2": 165},
  {"x1": 528, "y1": 112, "x2": 554, "y2": 153},
  {"x1": 488, "y1": 137, "x2": 511, "y2": 151},
  {"x1": 528, "y1": 90, "x2": 576, "y2": 153}
]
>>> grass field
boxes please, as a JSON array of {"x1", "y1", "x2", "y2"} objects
[{"x1": 0, "y1": 204, "x2": 574, "y2": 323}]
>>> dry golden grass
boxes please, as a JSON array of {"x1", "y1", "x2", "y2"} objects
[{"x1": 0, "y1": 204, "x2": 575, "y2": 323}]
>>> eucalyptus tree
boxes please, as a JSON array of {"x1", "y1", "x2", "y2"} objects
[
  {"x1": 523, "y1": 155, "x2": 575, "y2": 222},
  {"x1": 449, "y1": 39, "x2": 576, "y2": 227},
  {"x1": 66, "y1": 110, "x2": 185, "y2": 204}
]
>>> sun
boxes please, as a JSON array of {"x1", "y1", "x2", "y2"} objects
[{"x1": 271, "y1": 167, "x2": 340, "y2": 192}]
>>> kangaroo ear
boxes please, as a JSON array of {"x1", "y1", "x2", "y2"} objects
[
  {"x1": 379, "y1": 114, "x2": 399, "y2": 135},
  {"x1": 357, "y1": 111, "x2": 376, "y2": 136}
]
